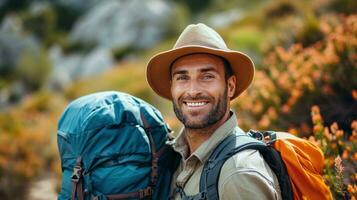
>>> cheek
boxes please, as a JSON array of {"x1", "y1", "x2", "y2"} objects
[
  {"x1": 210, "y1": 81, "x2": 227, "y2": 94},
  {"x1": 170, "y1": 84, "x2": 182, "y2": 99}
]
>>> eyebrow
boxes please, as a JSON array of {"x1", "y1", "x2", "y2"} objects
[
  {"x1": 200, "y1": 67, "x2": 218, "y2": 73},
  {"x1": 171, "y1": 66, "x2": 218, "y2": 77},
  {"x1": 172, "y1": 69, "x2": 187, "y2": 76}
]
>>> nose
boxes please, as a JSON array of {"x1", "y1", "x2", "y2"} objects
[{"x1": 186, "y1": 79, "x2": 202, "y2": 97}]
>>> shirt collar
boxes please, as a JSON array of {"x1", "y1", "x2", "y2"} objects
[{"x1": 172, "y1": 111, "x2": 241, "y2": 163}]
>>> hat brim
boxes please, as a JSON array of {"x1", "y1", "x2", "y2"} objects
[{"x1": 146, "y1": 45, "x2": 255, "y2": 100}]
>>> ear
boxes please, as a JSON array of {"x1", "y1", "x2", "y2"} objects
[{"x1": 227, "y1": 75, "x2": 236, "y2": 98}]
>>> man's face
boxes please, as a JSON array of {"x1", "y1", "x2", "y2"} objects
[{"x1": 170, "y1": 53, "x2": 236, "y2": 129}]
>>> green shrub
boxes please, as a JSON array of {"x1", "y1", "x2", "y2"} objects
[{"x1": 15, "y1": 49, "x2": 52, "y2": 91}]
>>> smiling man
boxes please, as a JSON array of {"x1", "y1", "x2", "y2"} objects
[{"x1": 146, "y1": 24, "x2": 281, "y2": 200}]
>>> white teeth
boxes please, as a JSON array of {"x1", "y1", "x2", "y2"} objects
[{"x1": 186, "y1": 102, "x2": 207, "y2": 107}]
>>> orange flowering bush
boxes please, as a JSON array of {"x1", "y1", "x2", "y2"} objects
[
  {"x1": 232, "y1": 14, "x2": 356, "y2": 199},
  {"x1": 310, "y1": 105, "x2": 356, "y2": 199},
  {"x1": 0, "y1": 92, "x2": 65, "y2": 199},
  {"x1": 234, "y1": 14, "x2": 357, "y2": 135}
]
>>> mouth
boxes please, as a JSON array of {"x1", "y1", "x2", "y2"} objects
[{"x1": 183, "y1": 101, "x2": 209, "y2": 107}]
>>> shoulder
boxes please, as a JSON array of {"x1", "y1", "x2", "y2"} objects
[
  {"x1": 225, "y1": 149, "x2": 272, "y2": 171},
  {"x1": 218, "y1": 149, "x2": 281, "y2": 200}
]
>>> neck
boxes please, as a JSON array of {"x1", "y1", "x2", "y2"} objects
[{"x1": 184, "y1": 110, "x2": 231, "y2": 155}]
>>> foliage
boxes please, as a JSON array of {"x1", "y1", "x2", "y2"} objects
[
  {"x1": 21, "y1": 4, "x2": 57, "y2": 47},
  {"x1": 0, "y1": 0, "x2": 32, "y2": 19},
  {"x1": 0, "y1": 91, "x2": 65, "y2": 199},
  {"x1": 233, "y1": 14, "x2": 357, "y2": 135},
  {"x1": 171, "y1": 0, "x2": 213, "y2": 17},
  {"x1": 51, "y1": 2, "x2": 82, "y2": 31},
  {"x1": 0, "y1": 1, "x2": 356, "y2": 199},
  {"x1": 227, "y1": 26, "x2": 264, "y2": 60},
  {"x1": 263, "y1": 0, "x2": 298, "y2": 19},
  {"x1": 15, "y1": 48, "x2": 52, "y2": 91},
  {"x1": 310, "y1": 105, "x2": 356, "y2": 199},
  {"x1": 328, "y1": 0, "x2": 357, "y2": 15},
  {"x1": 230, "y1": 14, "x2": 357, "y2": 199}
]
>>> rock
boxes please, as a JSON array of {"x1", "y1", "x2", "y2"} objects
[
  {"x1": 49, "y1": 46, "x2": 81, "y2": 89},
  {"x1": 207, "y1": 9, "x2": 243, "y2": 28},
  {"x1": 54, "y1": 0, "x2": 100, "y2": 12},
  {"x1": 0, "y1": 15, "x2": 41, "y2": 74},
  {"x1": 77, "y1": 47, "x2": 113, "y2": 78},
  {"x1": 48, "y1": 46, "x2": 114, "y2": 90},
  {"x1": 69, "y1": 0, "x2": 173, "y2": 49}
]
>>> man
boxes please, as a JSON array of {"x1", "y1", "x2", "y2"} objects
[{"x1": 146, "y1": 23, "x2": 281, "y2": 199}]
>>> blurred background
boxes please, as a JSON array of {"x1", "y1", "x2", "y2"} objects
[{"x1": 0, "y1": 0, "x2": 356, "y2": 199}]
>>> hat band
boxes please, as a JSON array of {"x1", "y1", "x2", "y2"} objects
[{"x1": 174, "y1": 40, "x2": 227, "y2": 50}]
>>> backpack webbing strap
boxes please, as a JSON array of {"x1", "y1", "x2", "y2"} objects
[
  {"x1": 141, "y1": 113, "x2": 159, "y2": 189},
  {"x1": 199, "y1": 134, "x2": 264, "y2": 200},
  {"x1": 71, "y1": 156, "x2": 84, "y2": 200},
  {"x1": 106, "y1": 187, "x2": 153, "y2": 200}
]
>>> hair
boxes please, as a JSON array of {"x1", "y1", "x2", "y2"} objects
[{"x1": 220, "y1": 56, "x2": 234, "y2": 80}]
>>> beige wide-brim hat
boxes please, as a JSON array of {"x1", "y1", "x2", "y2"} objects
[{"x1": 146, "y1": 23, "x2": 255, "y2": 100}]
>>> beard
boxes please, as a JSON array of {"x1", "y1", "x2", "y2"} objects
[{"x1": 173, "y1": 87, "x2": 229, "y2": 129}]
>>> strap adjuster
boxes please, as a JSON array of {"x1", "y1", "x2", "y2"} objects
[
  {"x1": 199, "y1": 191, "x2": 206, "y2": 199},
  {"x1": 139, "y1": 187, "x2": 152, "y2": 198},
  {"x1": 248, "y1": 129, "x2": 265, "y2": 141},
  {"x1": 71, "y1": 165, "x2": 82, "y2": 182}
]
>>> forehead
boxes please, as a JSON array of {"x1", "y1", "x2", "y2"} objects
[{"x1": 171, "y1": 53, "x2": 225, "y2": 73}]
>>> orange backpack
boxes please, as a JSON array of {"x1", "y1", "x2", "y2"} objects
[
  {"x1": 269, "y1": 131, "x2": 332, "y2": 200},
  {"x1": 178, "y1": 130, "x2": 333, "y2": 200}
]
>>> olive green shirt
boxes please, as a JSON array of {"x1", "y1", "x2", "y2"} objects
[{"x1": 170, "y1": 112, "x2": 282, "y2": 200}]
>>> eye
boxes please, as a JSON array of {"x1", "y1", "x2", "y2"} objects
[
  {"x1": 202, "y1": 74, "x2": 214, "y2": 80},
  {"x1": 175, "y1": 74, "x2": 189, "y2": 81}
]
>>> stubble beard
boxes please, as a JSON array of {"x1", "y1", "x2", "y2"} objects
[{"x1": 173, "y1": 87, "x2": 228, "y2": 130}]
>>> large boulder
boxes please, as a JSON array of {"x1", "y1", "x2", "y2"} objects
[
  {"x1": 48, "y1": 46, "x2": 114, "y2": 90},
  {"x1": 69, "y1": 0, "x2": 173, "y2": 49}
]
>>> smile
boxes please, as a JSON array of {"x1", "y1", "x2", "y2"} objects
[{"x1": 184, "y1": 101, "x2": 208, "y2": 107}]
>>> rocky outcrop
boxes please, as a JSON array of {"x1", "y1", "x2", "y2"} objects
[
  {"x1": 69, "y1": 0, "x2": 173, "y2": 49},
  {"x1": 48, "y1": 46, "x2": 114, "y2": 90}
]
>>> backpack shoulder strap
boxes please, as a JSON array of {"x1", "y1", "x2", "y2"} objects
[
  {"x1": 199, "y1": 133, "x2": 266, "y2": 200},
  {"x1": 248, "y1": 130, "x2": 293, "y2": 200},
  {"x1": 199, "y1": 130, "x2": 294, "y2": 200}
]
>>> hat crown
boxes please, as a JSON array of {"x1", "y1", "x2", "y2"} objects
[{"x1": 173, "y1": 23, "x2": 229, "y2": 50}]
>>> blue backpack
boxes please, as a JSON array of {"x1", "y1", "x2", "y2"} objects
[{"x1": 57, "y1": 91, "x2": 179, "y2": 200}]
